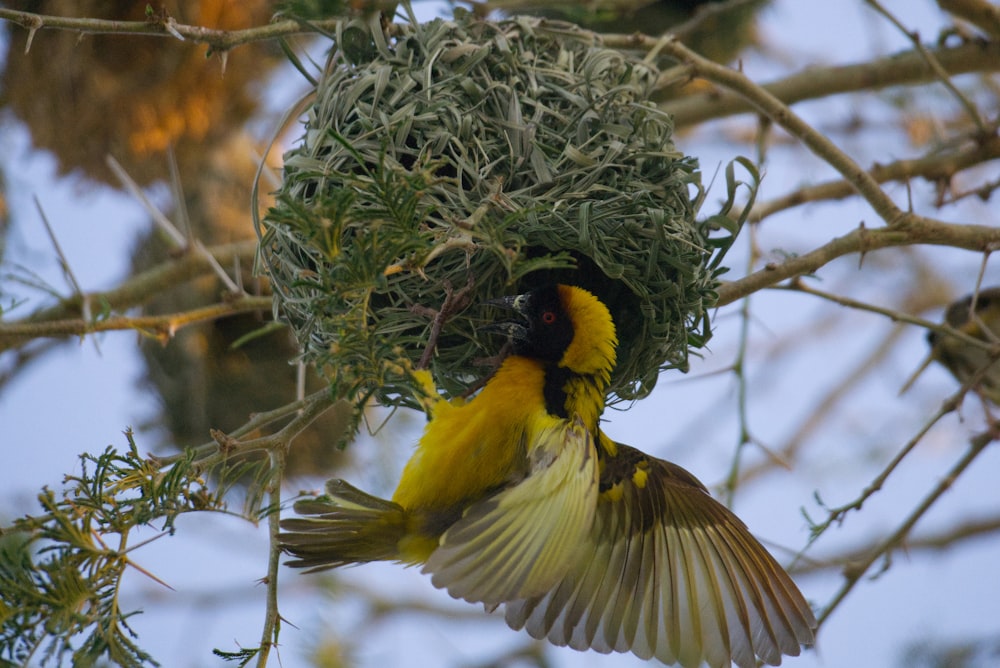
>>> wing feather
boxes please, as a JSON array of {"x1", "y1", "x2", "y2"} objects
[
  {"x1": 423, "y1": 416, "x2": 599, "y2": 606},
  {"x1": 504, "y1": 442, "x2": 816, "y2": 668}
]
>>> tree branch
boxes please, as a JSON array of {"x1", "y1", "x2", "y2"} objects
[
  {"x1": 939, "y1": 0, "x2": 1000, "y2": 38},
  {"x1": 652, "y1": 38, "x2": 1000, "y2": 128},
  {"x1": 791, "y1": 514, "x2": 1000, "y2": 577},
  {"x1": 1, "y1": 240, "x2": 258, "y2": 344},
  {"x1": 0, "y1": 296, "x2": 273, "y2": 348},
  {"x1": 752, "y1": 134, "x2": 1000, "y2": 220},
  {"x1": 257, "y1": 447, "x2": 286, "y2": 668},
  {"x1": 865, "y1": 0, "x2": 988, "y2": 134},
  {"x1": 170, "y1": 390, "x2": 345, "y2": 471},
  {"x1": 782, "y1": 279, "x2": 998, "y2": 351},
  {"x1": 643, "y1": 36, "x2": 1000, "y2": 309},
  {"x1": 0, "y1": 6, "x2": 390, "y2": 54},
  {"x1": 716, "y1": 218, "x2": 1000, "y2": 307},
  {"x1": 817, "y1": 427, "x2": 996, "y2": 627},
  {"x1": 649, "y1": 37, "x2": 907, "y2": 224}
]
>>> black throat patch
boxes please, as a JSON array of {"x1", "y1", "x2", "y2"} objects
[{"x1": 542, "y1": 364, "x2": 573, "y2": 418}]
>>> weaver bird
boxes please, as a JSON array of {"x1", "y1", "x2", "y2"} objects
[
  {"x1": 926, "y1": 287, "x2": 1000, "y2": 404},
  {"x1": 281, "y1": 284, "x2": 816, "y2": 667}
]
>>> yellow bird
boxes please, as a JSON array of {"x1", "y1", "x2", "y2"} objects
[
  {"x1": 281, "y1": 284, "x2": 816, "y2": 668},
  {"x1": 927, "y1": 286, "x2": 1000, "y2": 404}
]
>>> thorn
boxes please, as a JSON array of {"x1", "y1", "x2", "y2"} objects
[
  {"x1": 24, "y1": 27, "x2": 37, "y2": 54},
  {"x1": 899, "y1": 352, "x2": 933, "y2": 396},
  {"x1": 125, "y1": 555, "x2": 177, "y2": 591},
  {"x1": 163, "y1": 16, "x2": 185, "y2": 41}
]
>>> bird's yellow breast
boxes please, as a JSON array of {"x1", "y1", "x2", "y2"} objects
[{"x1": 392, "y1": 357, "x2": 555, "y2": 513}]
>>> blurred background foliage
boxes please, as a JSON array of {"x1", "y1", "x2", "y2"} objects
[{"x1": 1, "y1": 0, "x2": 352, "y2": 477}]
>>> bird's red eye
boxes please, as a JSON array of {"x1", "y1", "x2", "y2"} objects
[{"x1": 541, "y1": 311, "x2": 557, "y2": 324}]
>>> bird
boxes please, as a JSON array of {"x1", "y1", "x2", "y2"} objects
[
  {"x1": 280, "y1": 284, "x2": 817, "y2": 668},
  {"x1": 926, "y1": 286, "x2": 1000, "y2": 405}
]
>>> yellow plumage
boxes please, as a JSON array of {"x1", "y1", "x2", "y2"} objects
[
  {"x1": 393, "y1": 356, "x2": 549, "y2": 513},
  {"x1": 281, "y1": 284, "x2": 816, "y2": 667}
]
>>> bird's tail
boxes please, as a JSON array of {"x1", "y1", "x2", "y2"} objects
[{"x1": 280, "y1": 479, "x2": 411, "y2": 572}]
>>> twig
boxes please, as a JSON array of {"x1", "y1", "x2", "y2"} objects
[
  {"x1": 865, "y1": 0, "x2": 987, "y2": 134},
  {"x1": 110, "y1": 531, "x2": 176, "y2": 592},
  {"x1": 33, "y1": 197, "x2": 98, "y2": 354},
  {"x1": 796, "y1": 302, "x2": 1000, "y2": 561},
  {"x1": 256, "y1": 446, "x2": 286, "y2": 668},
  {"x1": 414, "y1": 277, "x2": 475, "y2": 370},
  {"x1": 791, "y1": 514, "x2": 1000, "y2": 577},
  {"x1": 715, "y1": 219, "x2": 1000, "y2": 307},
  {"x1": 939, "y1": 174, "x2": 1000, "y2": 206},
  {"x1": 781, "y1": 279, "x2": 997, "y2": 354},
  {"x1": 751, "y1": 133, "x2": 1000, "y2": 221},
  {"x1": 939, "y1": 0, "x2": 1000, "y2": 38},
  {"x1": 723, "y1": 225, "x2": 763, "y2": 505},
  {"x1": 806, "y1": 393, "x2": 958, "y2": 542},
  {"x1": 166, "y1": 147, "x2": 193, "y2": 246},
  {"x1": 6, "y1": 238, "x2": 257, "y2": 324},
  {"x1": 0, "y1": 296, "x2": 273, "y2": 348},
  {"x1": 106, "y1": 155, "x2": 242, "y2": 294},
  {"x1": 649, "y1": 36, "x2": 905, "y2": 224},
  {"x1": 0, "y1": 6, "x2": 394, "y2": 54},
  {"x1": 817, "y1": 426, "x2": 997, "y2": 627},
  {"x1": 651, "y1": 39, "x2": 1000, "y2": 129},
  {"x1": 738, "y1": 323, "x2": 909, "y2": 486},
  {"x1": 194, "y1": 390, "x2": 339, "y2": 470},
  {"x1": 34, "y1": 198, "x2": 83, "y2": 300},
  {"x1": 149, "y1": 390, "x2": 341, "y2": 467},
  {"x1": 0, "y1": 339, "x2": 59, "y2": 390}
]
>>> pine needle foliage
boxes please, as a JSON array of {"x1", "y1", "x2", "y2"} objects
[
  {"x1": 260, "y1": 7, "x2": 743, "y2": 429},
  {"x1": 0, "y1": 432, "x2": 226, "y2": 667}
]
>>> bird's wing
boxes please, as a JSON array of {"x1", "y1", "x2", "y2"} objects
[
  {"x1": 504, "y1": 442, "x2": 817, "y2": 668},
  {"x1": 423, "y1": 415, "x2": 599, "y2": 607}
]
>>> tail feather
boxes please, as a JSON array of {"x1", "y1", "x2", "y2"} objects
[{"x1": 280, "y1": 479, "x2": 409, "y2": 572}]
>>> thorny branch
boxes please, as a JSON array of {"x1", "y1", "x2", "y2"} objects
[
  {"x1": 653, "y1": 38, "x2": 1000, "y2": 129},
  {"x1": 751, "y1": 133, "x2": 1000, "y2": 220},
  {"x1": 790, "y1": 513, "x2": 1000, "y2": 577},
  {"x1": 816, "y1": 426, "x2": 996, "y2": 627},
  {"x1": 716, "y1": 220, "x2": 1000, "y2": 307},
  {"x1": 0, "y1": 5, "x2": 395, "y2": 54},
  {"x1": 865, "y1": 0, "x2": 988, "y2": 135},
  {"x1": 0, "y1": 238, "x2": 263, "y2": 353},
  {"x1": 0, "y1": 296, "x2": 273, "y2": 347}
]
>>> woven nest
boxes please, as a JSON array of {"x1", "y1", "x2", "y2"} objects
[{"x1": 260, "y1": 10, "x2": 737, "y2": 424}]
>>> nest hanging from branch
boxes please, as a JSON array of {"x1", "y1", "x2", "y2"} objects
[{"x1": 259, "y1": 8, "x2": 741, "y2": 428}]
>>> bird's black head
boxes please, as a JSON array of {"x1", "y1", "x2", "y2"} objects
[{"x1": 483, "y1": 284, "x2": 575, "y2": 363}]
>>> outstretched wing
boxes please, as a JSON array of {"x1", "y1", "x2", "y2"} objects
[
  {"x1": 423, "y1": 415, "x2": 599, "y2": 607},
  {"x1": 504, "y1": 442, "x2": 816, "y2": 668}
]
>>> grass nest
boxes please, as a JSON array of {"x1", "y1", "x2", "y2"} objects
[{"x1": 259, "y1": 8, "x2": 743, "y2": 429}]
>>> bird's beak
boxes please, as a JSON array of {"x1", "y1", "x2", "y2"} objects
[{"x1": 480, "y1": 293, "x2": 530, "y2": 341}]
